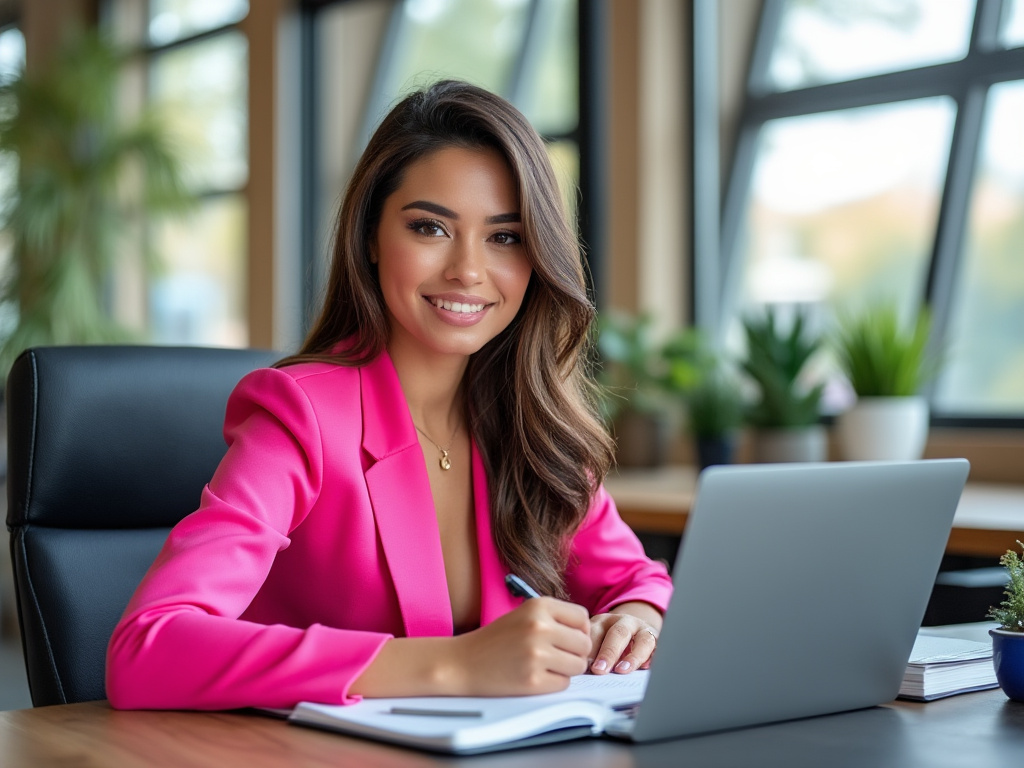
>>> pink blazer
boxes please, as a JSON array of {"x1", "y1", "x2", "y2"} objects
[{"x1": 106, "y1": 351, "x2": 672, "y2": 710}]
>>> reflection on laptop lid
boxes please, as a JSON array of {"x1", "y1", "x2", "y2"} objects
[{"x1": 615, "y1": 458, "x2": 969, "y2": 742}]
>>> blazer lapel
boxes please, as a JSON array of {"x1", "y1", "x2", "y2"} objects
[{"x1": 360, "y1": 353, "x2": 453, "y2": 638}]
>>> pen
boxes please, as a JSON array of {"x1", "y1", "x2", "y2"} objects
[
  {"x1": 388, "y1": 707, "x2": 483, "y2": 717},
  {"x1": 505, "y1": 573, "x2": 542, "y2": 600}
]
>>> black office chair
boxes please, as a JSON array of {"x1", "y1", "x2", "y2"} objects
[{"x1": 6, "y1": 344, "x2": 279, "y2": 706}]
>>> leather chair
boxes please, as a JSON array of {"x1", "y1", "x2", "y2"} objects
[{"x1": 6, "y1": 345, "x2": 279, "y2": 706}]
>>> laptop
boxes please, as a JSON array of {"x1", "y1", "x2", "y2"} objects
[{"x1": 607, "y1": 458, "x2": 970, "y2": 741}]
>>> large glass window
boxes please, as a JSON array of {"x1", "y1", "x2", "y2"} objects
[
  {"x1": 936, "y1": 80, "x2": 1024, "y2": 413},
  {"x1": 148, "y1": 0, "x2": 248, "y2": 46},
  {"x1": 768, "y1": 0, "x2": 974, "y2": 91},
  {"x1": 741, "y1": 99, "x2": 954, "y2": 313},
  {"x1": 0, "y1": 25, "x2": 23, "y2": 339},
  {"x1": 723, "y1": 0, "x2": 1024, "y2": 420},
  {"x1": 112, "y1": 0, "x2": 250, "y2": 347}
]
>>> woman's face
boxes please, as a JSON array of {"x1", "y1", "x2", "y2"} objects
[{"x1": 374, "y1": 146, "x2": 533, "y2": 360}]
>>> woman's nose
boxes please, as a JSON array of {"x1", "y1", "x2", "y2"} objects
[{"x1": 444, "y1": 238, "x2": 484, "y2": 284}]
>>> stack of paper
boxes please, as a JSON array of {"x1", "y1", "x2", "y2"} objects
[{"x1": 899, "y1": 633, "x2": 997, "y2": 701}]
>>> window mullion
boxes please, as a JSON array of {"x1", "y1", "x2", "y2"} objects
[
  {"x1": 505, "y1": 0, "x2": 542, "y2": 109},
  {"x1": 922, "y1": 83, "x2": 988, "y2": 404},
  {"x1": 718, "y1": 118, "x2": 760, "y2": 342},
  {"x1": 746, "y1": 0, "x2": 784, "y2": 97},
  {"x1": 970, "y1": 0, "x2": 1006, "y2": 52}
]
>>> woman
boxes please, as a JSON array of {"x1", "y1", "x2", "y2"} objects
[{"x1": 106, "y1": 80, "x2": 672, "y2": 710}]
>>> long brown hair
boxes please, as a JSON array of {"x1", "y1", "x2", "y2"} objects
[{"x1": 277, "y1": 80, "x2": 614, "y2": 597}]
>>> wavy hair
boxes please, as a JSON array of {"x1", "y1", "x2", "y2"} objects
[{"x1": 277, "y1": 80, "x2": 614, "y2": 598}]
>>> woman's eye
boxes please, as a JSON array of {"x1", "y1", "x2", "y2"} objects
[
  {"x1": 409, "y1": 219, "x2": 447, "y2": 237},
  {"x1": 491, "y1": 231, "x2": 522, "y2": 246}
]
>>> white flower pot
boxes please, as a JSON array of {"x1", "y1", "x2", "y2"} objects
[
  {"x1": 752, "y1": 425, "x2": 828, "y2": 463},
  {"x1": 836, "y1": 396, "x2": 929, "y2": 462}
]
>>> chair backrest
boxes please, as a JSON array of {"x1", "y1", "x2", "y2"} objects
[{"x1": 6, "y1": 345, "x2": 280, "y2": 706}]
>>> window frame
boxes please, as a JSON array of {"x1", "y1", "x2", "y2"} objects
[
  {"x1": 101, "y1": 0, "x2": 251, "y2": 346},
  {"x1": 718, "y1": 0, "x2": 1024, "y2": 428}
]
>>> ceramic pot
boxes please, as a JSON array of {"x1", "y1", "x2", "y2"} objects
[
  {"x1": 751, "y1": 425, "x2": 827, "y2": 463},
  {"x1": 990, "y1": 628, "x2": 1024, "y2": 701},
  {"x1": 836, "y1": 396, "x2": 929, "y2": 461}
]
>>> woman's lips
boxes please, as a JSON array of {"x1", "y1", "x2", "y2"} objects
[{"x1": 424, "y1": 295, "x2": 492, "y2": 326}]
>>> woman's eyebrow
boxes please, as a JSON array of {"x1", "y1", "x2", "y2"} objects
[
  {"x1": 485, "y1": 212, "x2": 521, "y2": 224},
  {"x1": 402, "y1": 200, "x2": 457, "y2": 218},
  {"x1": 400, "y1": 200, "x2": 520, "y2": 225}
]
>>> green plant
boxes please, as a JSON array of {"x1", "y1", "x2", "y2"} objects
[
  {"x1": 686, "y1": 358, "x2": 744, "y2": 439},
  {"x1": 596, "y1": 311, "x2": 701, "y2": 420},
  {"x1": 834, "y1": 303, "x2": 939, "y2": 397},
  {"x1": 989, "y1": 542, "x2": 1024, "y2": 632},
  {"x1": 0, "y1": 32, "x2": 193, "y2": 378},
  {"x1": 741, "y1": 308, "x2": 823, "y2": 429}
]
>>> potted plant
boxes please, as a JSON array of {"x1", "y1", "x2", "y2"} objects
[
  {"x1": 685, "y1": 353, "x2": 744, "y2": 470},
  {"x1": 988, "y1": 541, "x2": 1024, "y2": 701},
  {"x1": 0, "y1": 32, "x2": 193, "y2": 378},
  {"x1": 832, "y1": 303, "x2": 939, "y2": 461},
  {"x1": 741, "y1": 308, "x2": 826, "y2": 463},
  {"x1": 596, "y1": 311, "x2": 700, "y2": 468}
]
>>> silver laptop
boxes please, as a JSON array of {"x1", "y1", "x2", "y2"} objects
[{"x1": 607, "y1": 458, "x2": 970, "y2": 741}]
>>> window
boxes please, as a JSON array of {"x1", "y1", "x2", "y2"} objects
[
  {"x1": 721, "y1": 0, "x2": 1024, "y2": 420},
  {"x1": 0, "y1": 25, "x2": 24, "y2": 339},
  {"x1": 109, "y1": 0, "x2": 249, "y2": 347}
]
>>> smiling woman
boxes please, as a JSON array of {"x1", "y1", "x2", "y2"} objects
[{"x1": 105, "y1": 80, "x2": 673, "y2": 712}]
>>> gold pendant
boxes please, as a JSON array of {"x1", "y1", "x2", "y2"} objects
[{"x1": 439, "y1": 450, "x2": 451, "y2": 471}]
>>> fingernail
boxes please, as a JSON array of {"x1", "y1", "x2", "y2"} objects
[
  {"x1": 615, "y1": 660, "x2": 632, "y2": 673},
  {"x1": 592, "y1": 659, "x2": 608, "y2": 672}
]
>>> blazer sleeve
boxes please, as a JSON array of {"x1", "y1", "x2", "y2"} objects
[
  {"x1": 106, "y1": 368, "x2": 391, "y2": 711},
  {"x1": 564, "y1": 484, "x2": 673, "y2": 615}
]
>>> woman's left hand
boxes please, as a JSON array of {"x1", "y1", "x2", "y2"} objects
[{"x1": 588, "y1": 601, "x2": 663, "y2": 675}]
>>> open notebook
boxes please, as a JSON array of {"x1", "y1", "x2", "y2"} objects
[
  {"x1": 291, "y1": 671, "x2": 648, "y2": 754},
  {"x1": 289, "y1": 459, "x2": 970, "y2": 754}
]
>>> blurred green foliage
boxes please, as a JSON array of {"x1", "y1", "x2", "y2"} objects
[
  {"x1": 0, "y1": 31, "x2": 193, "y2": 378},
  {"x1": 741, "y1": 308, "x2": 824, "y2": 429},
  {"x1": 833, "y1": 302, "x2": 938, "y2": 397}
]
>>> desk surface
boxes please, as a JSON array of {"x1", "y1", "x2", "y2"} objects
[
  {"x1": 2, "y1": 692, "x2": 1023, "y2": 768},
  {"x1": 606, "y1": 466, "x2": 1024, "y2": 558}
]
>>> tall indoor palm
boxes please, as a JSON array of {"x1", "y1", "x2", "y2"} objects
[{"x1": 0, "y1": 32, "x2": 192, "y2": 377}]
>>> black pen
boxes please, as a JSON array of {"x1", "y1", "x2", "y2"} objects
[{"x1": 505, "y1": 573, "x2": 542, "y2": 600}]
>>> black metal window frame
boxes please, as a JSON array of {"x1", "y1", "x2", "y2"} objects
[{"x1": 717, "y1": 0, "x2": 1024, "y2": 428}]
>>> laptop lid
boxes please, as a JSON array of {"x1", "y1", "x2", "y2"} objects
[{"x1": 629, "y1": 458, "x2": 970, "y2": 742}]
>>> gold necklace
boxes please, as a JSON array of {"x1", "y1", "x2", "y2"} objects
[{"x1": 415, "y1": 424, "x2": 458, "y2": 471}]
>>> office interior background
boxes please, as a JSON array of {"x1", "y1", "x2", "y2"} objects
[{"x1": 0, "y1": 0, "x2": 1022, "y2": 710}]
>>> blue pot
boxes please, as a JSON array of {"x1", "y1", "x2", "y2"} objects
[{"x1": 990, "y1": 629, "x2": 1024, "y2": 701}]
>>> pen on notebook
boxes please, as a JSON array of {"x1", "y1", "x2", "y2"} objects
[
  {"x1": 505, "y1": 573, "x2": 542, "y2": 600},
  {"x1": 388, "y1": 707, "x2": 483, "y2": 718}
]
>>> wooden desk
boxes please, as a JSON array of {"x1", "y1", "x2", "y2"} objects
[
  {"x1": 606, "y1": 466, "x2": 1024, "y2": 559},
  {"x1": 2, "y1": 692, "x2": 1023, "y2": 767}
]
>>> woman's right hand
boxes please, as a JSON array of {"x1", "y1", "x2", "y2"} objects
[{"x1": 451, "y1": 597, "x2": 592, "y2": 696}]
